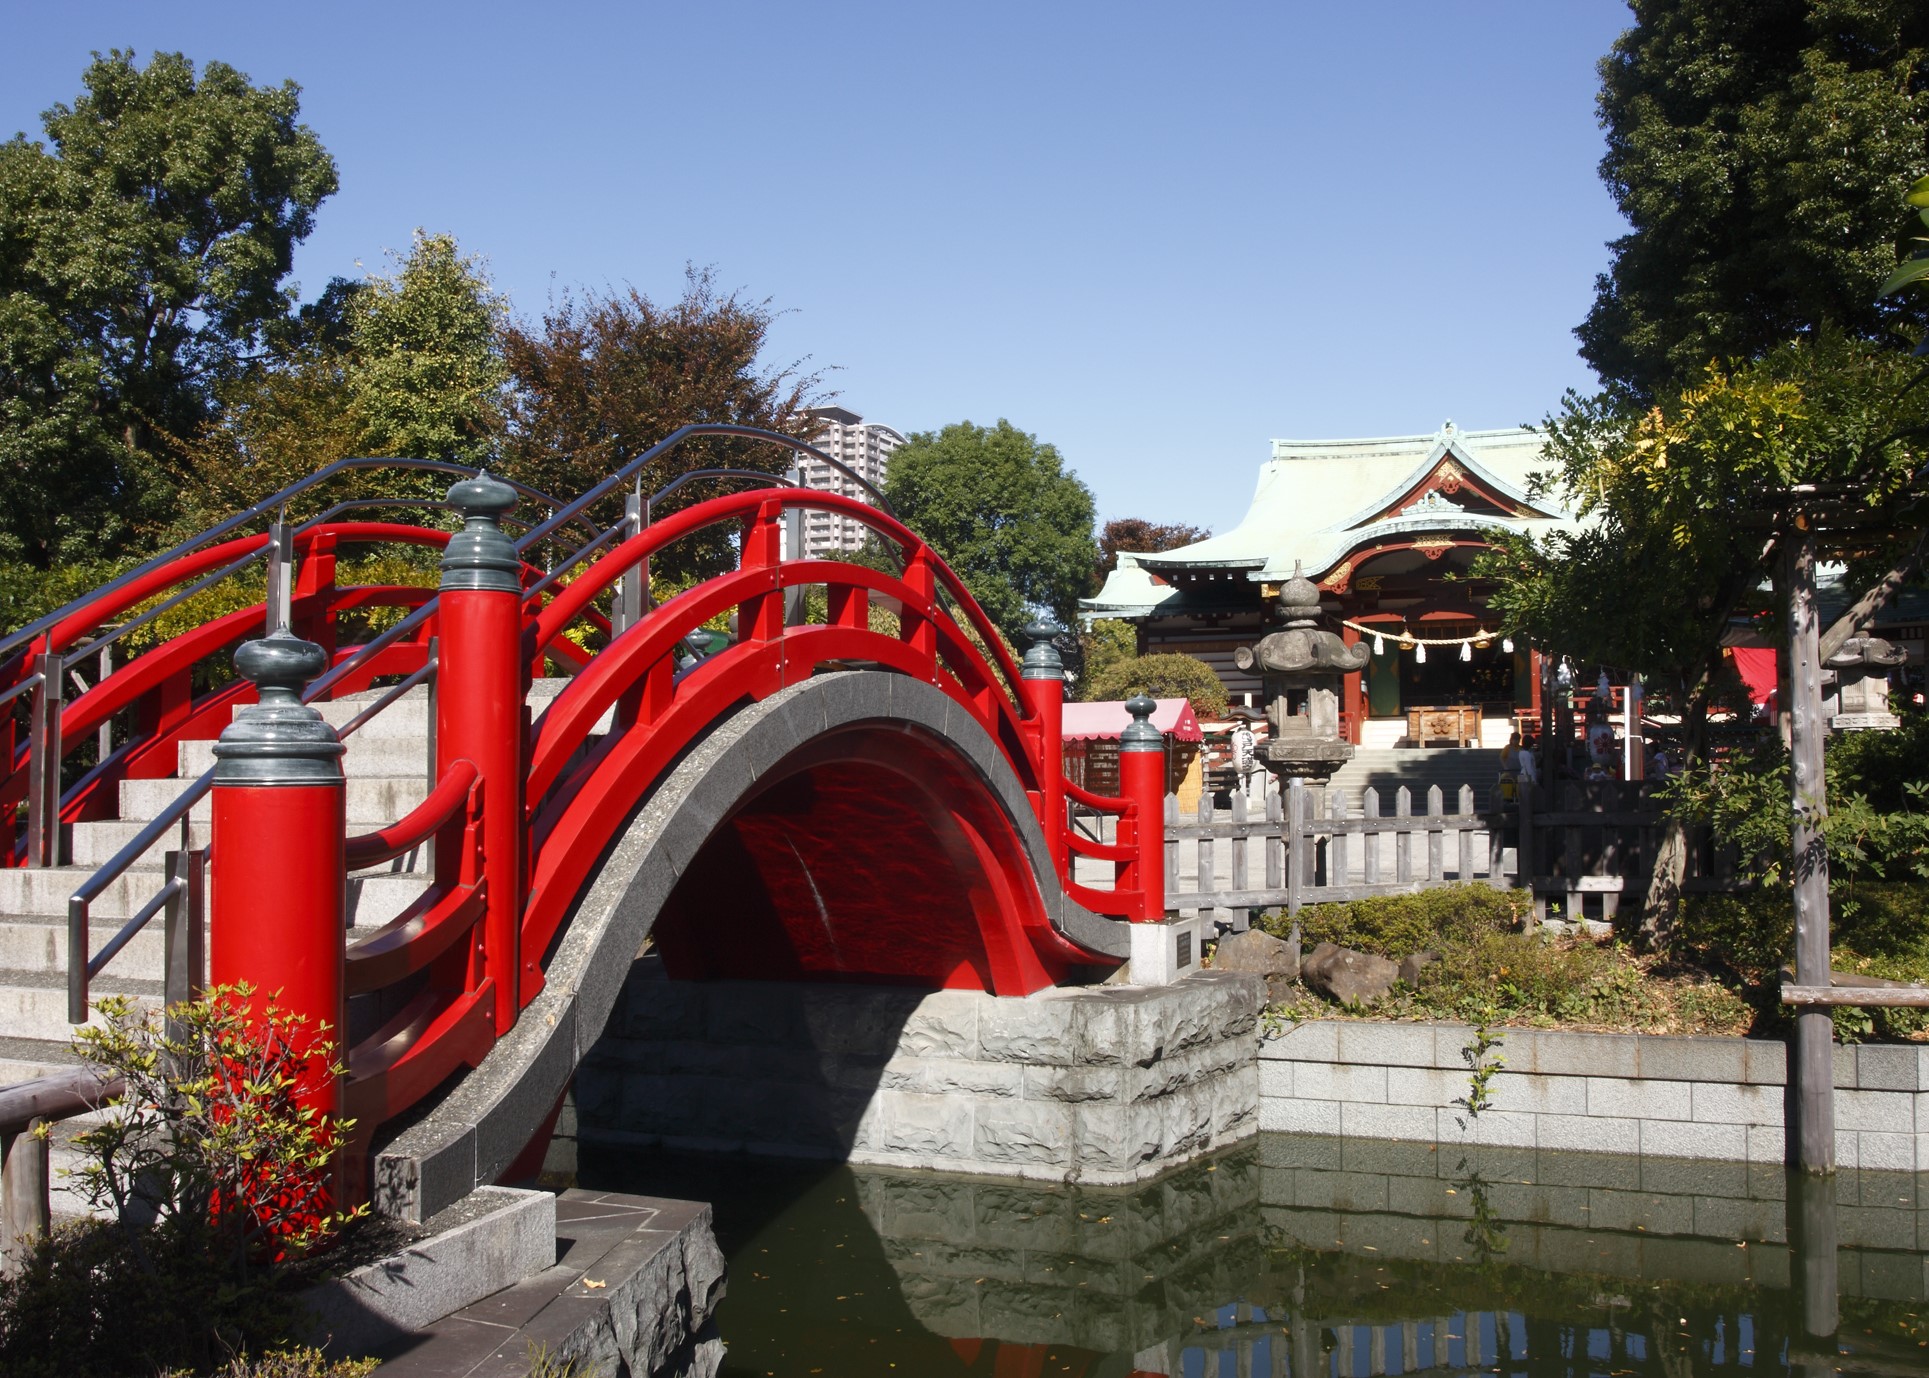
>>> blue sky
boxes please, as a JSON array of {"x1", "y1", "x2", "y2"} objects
[{"x1": 2, "y1": 2, "x2": 1632, "y2": 535}]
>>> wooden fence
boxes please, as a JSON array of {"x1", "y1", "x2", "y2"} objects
[
  {"x1": 1166, "y1": 779, "x2": 1504, "y2": 923},
  {"x1": 1153, "y1": 776, "x2": 1741, "y2": 927}
]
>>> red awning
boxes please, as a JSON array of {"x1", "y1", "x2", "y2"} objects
[
  {"x1": 1060, "y1": 697, "x2": 1203, "y2": 743},
  {"x1": 1730, "y1": 646, "x2": 1778, "y2": 708}
]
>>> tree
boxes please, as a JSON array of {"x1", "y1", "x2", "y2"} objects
[
  {"x1": 1580, "y1": 0, "x2": 1929, "y2": 397},
  {"x1": 341, "y1": 231, "x2": 505, "y2": 466},
  {"x1": 0, "y1": 50, "x2": 337, "y2": 567},
  {"x1": 1084, "y1": 651, "x2": 1228, "y2": 717},
  {"x1": 1478, "y1": 334, "x2": 1929, "y2": 939},
  {"x1": 169, "y1": 231, "x2": 506, "y2": 533},
  {"x1": 1097, "y1": 517, "x2": 1209, "y2": 576},
  {"x1": 1076, "y1": 617, "x2": 1139, "y2": 697},
  {"x1": 881, "y1": 419, "x2": 1097, "y2": 638},
  {"x1": 502, "y1": 267, "x2": 821, "y2": 574}
]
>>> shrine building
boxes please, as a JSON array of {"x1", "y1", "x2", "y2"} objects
[{"x1": 1082, "y1": 422, "x2": 1585, "y2": 748}]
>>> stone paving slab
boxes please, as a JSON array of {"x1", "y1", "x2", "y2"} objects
[{"x1": 368, "y1": 1190, "x2": 724, "y2": 1378}]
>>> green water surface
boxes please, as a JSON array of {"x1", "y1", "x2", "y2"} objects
[{"x1": 579, "y1": 1134, "x2": 1929, "y2": 1376}]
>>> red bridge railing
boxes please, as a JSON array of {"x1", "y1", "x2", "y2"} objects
[{"x1": 12, "y1": 427, "x2": 1167, "y2": 1207}]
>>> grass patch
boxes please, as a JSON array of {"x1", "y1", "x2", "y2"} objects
[{"x1": 1254, "y1": 884, "x2": 1754, "y2": 1035}]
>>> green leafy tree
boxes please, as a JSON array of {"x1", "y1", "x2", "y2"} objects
[
  {"x1": 173, "y1": 230, "x2": 506, "y2": 533},
  {"x1": 0, "y1": 50, "x2": 337, "y2": 567},
  {"x1": 882, "y1": 419, "x2": 1097, "y2": 638},
  {"x1": 1479, "y1": 335, "x2": 1929, "y2": 939},
  {"x1": 1580, "y1": 0, "x2": 1929, "y2": 397},
  {"x1": 1076, "y1": 617, "x2": 1139, "y2": 698},
  {"x1": 341, "y1": 231, "x2": 506, "y2": 465},
  {"x1": 1083, "y1": 651, "x2": 1228, "y2": 717}
]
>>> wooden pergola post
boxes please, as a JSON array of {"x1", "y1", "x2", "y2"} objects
[{"x1": 1787, "y1": 528, "x2": 1834, "y2": 1173}]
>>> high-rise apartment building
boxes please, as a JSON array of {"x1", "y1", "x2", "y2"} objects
[{"x1": 795, "y1": 406, "x2": 904, "y2": 558}]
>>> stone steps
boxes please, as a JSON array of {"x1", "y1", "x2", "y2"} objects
[
  {"x1": 1327, "y1": 747, "x2": 1505, "y2": 813},
  {"x1": 0, "y1": 681, "x2": 469, "y2": 1110}
]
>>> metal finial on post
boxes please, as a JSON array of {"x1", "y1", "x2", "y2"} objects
[
  {"x1": 1019, "y1": 623, "x2": 1065, "y2": 681},
  {"x1": 441, "y1": 472, "x2": 521, "y2": 594},
  {"x1": 213, "y1": 632, "x2": 344, "y2": 785},
  {"x1": 1119, "y1": 693, "x2": 1162, "y2": 752}
]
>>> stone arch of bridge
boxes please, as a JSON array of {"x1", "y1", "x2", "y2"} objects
[{"x1": 374, "y1": 670, "x2": 1129, "y2": 1220}]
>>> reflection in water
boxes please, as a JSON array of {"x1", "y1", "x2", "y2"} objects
[{"x1": 580, "y1": 1134, "x2": 1929, "y2": 1376}]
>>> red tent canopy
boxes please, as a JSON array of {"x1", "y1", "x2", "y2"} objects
[
  {"x1": 1060, "y1": 697, "x2": 1203, "y2": 743},
  {"x1": 1730, "y1": 646, "x2": 1778, "y2": 708}
]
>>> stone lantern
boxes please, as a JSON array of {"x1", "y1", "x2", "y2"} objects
[
  {"x1": 1826, "y1": 633, "x2": 1907, "y2": 731},
  {"x1": 1233, "y1": 565, "x2": 1371, "y2": 781}
]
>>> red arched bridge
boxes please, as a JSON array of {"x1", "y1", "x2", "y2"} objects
[{"x1": 0, "y1": 428, "x2": 1167, "y2": 1215}]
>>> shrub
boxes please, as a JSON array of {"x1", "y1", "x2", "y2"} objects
[
  {"x1": 1083, "y1": 651, "x2": 1229, "y2": 717},
  {"x1": 0, "y1": 986, "x2": 363, "y2": 1377},
  {"x1": 68, "y1": 986, "x2": 360, "y2": 1264},
  {"x1": 186, "y1": 1349, "x2": 380, "y2": 1378},
  {"x1": 1258, "y1": 883, "x2": 1531, "y2": 958}
]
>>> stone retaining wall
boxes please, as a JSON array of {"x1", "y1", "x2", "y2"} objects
[
  {"x1": 1261, "y1": 1019, "x2": 1929, "y2": 1171},
  {"x1": 572, "y1": 960, "x2": 1265, "y2": 1185},
  {"x1": 1258, "y1": 1133, "x2": 1929, "y2": 1302}
]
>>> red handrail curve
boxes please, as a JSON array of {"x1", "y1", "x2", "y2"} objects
[
  {"x1": 346, "y1": 759, "x2": 478, "y2": 870},
  {"x1": 529, "y1": 488, "x2": 1028, "y2": 703}
]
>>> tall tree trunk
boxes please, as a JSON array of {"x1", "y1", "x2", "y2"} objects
[{"x1": 1639, "y1": 672, "x2": 1711, "y2": 950}]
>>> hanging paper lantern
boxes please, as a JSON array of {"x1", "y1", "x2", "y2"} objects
[
  {"x1": 1502, "y1": 636, "x2": 1515, "y2": 654},
  {"x1": 1414, "y1": 642, "x2": 1427, "y2": 664},
  {"x1": 1373, "y1": 634, "x2": 1385, "y2": 656},
  {"x1": 1460, "y1": 640, "x2": 1473, "y2": 662}
]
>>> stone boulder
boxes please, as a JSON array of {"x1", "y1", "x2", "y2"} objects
[
  {"x1": 1211, "y1": 928, "x2": 1301, "y2": 981},
  {"x1": 1301, "y1": 942, "x2": 1400, "y2": 1007},
  {"x1": 1398, "y1": 951, "x2": 1440, "y2": 986}
]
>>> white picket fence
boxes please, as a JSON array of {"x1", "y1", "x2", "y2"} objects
[{"x1": 1165, "y1": 779, "x2": 1508, "y2": 924}]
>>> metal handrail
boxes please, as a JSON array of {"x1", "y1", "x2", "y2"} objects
[
  {"x1": 63, "y1": 584, "x2": 444, "y2": 1020},
  {"x1": 63, "y1": 545, "x2": 270, "y2": 669},
  {"x1": 66, "y1": 768, "x2": 212, "y2": 1021},
  {"x1": 0, "y1": 457, "x2": 580, "y2": 666},
  {"x1": 336, "y1": 658, "x2": 437, "y2": 741},
  {"x1": 522, "y1": 523, "x2": 628, "y2": 603},
  {"x1": 0, "y1": 673, "x2": 44, "y2": 712},
  {"x1": 303, "y1": 602, "x2": 439, "y2": 704},
  {"x1": 516, "y1": 423, "x2": 892, "y2": 554},
  {"x1": 302, "y1": 498, "x2": 545, "y2": 535}
]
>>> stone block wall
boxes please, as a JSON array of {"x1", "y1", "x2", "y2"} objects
[
  {"x1": 1258, "y1": 1132, "x2": 1929, "y2": 1302},
  {"x1": 572, "y1": 959, "x2": 1264, "y2": 1185},
  {"x1": 1262, "y1": 1020, "x2": 1929, "y2": 1170}
]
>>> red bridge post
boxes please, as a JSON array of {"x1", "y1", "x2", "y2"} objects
[
  {"x1": 208, "y1": 632, "x2": 347, "y2": 1161},
  {"x1": 1019, "y1": 625, "x2": 1067, "y2": 873},
  {"x1": 1119, "y1": 694, "x2": 1166, "y2": 921},
  {"x1": 437, "y1": 474, "x2": 525, "y2": 1034}
]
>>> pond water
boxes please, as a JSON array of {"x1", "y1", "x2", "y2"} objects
[{"x1": 578, "y1": 1133, "x2": 1929, "y2": 1376}]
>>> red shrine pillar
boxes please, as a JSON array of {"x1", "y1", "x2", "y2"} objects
[
  {"x1": 1118, "y1": 694, "x2": 1166, "y2": 921},
  {"x1": 1018, "y1": 624, "x2": 1067, "y2": 873},
  {"x1": 209, "y1": 631, "x2": 347, "y2": 1190},
  {"x1": 436, "y1": 473, "x2": 526, "y2": 1033}
]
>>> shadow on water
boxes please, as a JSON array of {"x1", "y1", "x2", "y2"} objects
[{"x1": 581, "y1": 1133, "x2": 1929, "y2": 1377}]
